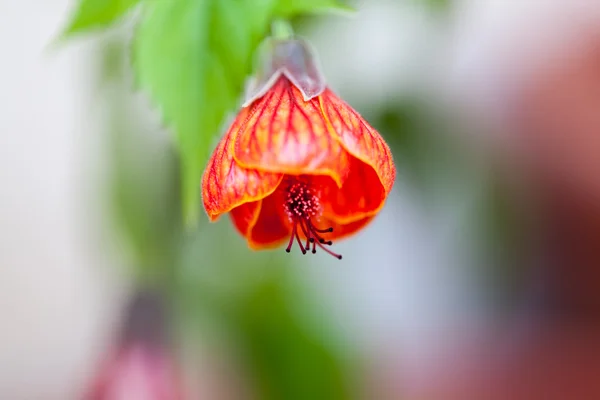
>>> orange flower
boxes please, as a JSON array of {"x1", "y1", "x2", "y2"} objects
[{"x1": 202, "y1": 39, "x2": 395, "y2": 259}]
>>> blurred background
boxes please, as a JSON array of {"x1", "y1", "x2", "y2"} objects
[{"x1": 3, "y1": 0, "x2": 600, "y2": 398}]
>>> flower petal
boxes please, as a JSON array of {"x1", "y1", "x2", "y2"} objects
[
  {"x1": 233, "y1": 77, "x2": 350, "y2": 187},
  {"x1": 229, "y1": 200, "x2": 261, "y2": 237},
  {"x1": 202, "y1": 108, "x2": 283, "y2": 221},
  {"x1": 312, "y1": 214, "x2": 375, "y2": 242},
  {"x1": 313, "y1": 156, "x2": 386, "y2": 224},
  {"x1": 320, "y1": 89, "x2": 396, "y2": 194},
  {"x1": 246, "y1": 189, "x2": 291, "y2": 249}
]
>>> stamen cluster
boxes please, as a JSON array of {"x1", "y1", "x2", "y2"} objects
[{"x1": 283, "y1": 179, "x2": 342, "y2": 260}]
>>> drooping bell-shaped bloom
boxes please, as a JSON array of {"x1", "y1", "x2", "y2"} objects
[{"x1": 202, "y1": 38, "x2": 396, "y2": 259}]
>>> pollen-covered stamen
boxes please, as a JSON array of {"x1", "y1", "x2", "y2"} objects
[{"x1": 284, "y1": 180, "x2": 342, "y2": 260}]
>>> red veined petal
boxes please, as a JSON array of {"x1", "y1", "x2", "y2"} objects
[
  {"x1": 233, "y1": 77, "x2": 350, "y2": 187},
  {"x1": 320, "y1": 89, "x2": 396, "y2": 195},
  {"x1": 202, "y1": 108, "x2": 283, "y2": 221},
  {"x1": 229, "y1": 200, "x2": 261, "y2": 237},
  {"x1": 312, "y1": 156, "x2": 386, "y2": 224},
  {"x1": 245, "y1": 186, "x2": 292, "y2": 249}
]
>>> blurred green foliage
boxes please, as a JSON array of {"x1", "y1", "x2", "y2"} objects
[
  {"x1": 371, "y1": 102, "x2": 472, "y2": 206},
  {"x1": 63, "y1": 0, "x2": 350, "y2": 226},
  {"x1": 422, "y1": 0, "x2": 450, "y2": 11},
  {"x1": 373, "y1": 101, "x2": 528, "y2": 309},
  {"x1": 63, "y1": 0, "x2": 141, "y2": 34},
  {"x1": 234, "y1": 278, "x2": 354, "y2": 400},
  {"x1": 474, "y1": 173, "x2": 532, "y2": 308},
  {"x1": 274, "y1": 0, "x2": 353, "y2": 14}
]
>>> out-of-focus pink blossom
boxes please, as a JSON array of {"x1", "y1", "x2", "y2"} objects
[
  {"x1": 86, "y1": 344, "x2": 182, "y2": 400},
  {"x1": 85, "y1": 290, "x2": 183, "y2": 400}
]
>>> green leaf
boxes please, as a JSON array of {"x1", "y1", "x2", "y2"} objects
[
  {"x1": 274, "y1": 0, "x2": 354, "y2": 15},
  {"x1": 63, "y1": 0, "x2": 142, "y2": 35},
  {"x1": 133, "y1": 0, "x2": 276, "y2": 226}
]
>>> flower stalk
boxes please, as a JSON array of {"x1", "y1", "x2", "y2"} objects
[{"x1": 271, "y1": 19, "x2": 295, "y2": 40}]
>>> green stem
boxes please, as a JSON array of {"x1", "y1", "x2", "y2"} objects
[{"x1": 271, "y1": 19, "x2": 294, "y2": 40}]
